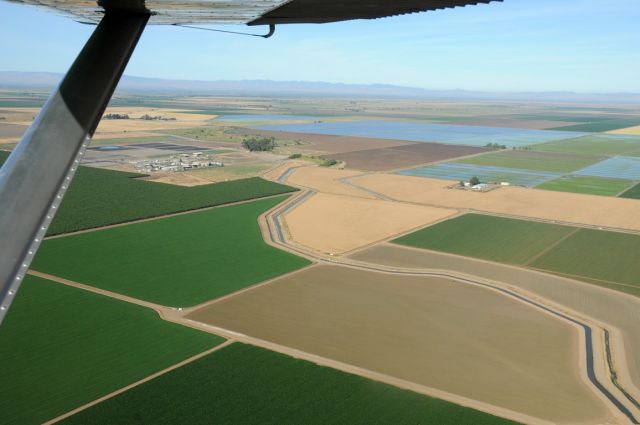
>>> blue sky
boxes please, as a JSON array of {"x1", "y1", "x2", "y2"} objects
[{"x1": 0, "y1": 0, "x2": 638, "y2": 92}]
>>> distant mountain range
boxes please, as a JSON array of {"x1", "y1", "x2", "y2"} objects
[{"x1": 1, "y1": 71, "x2": 639, "y2": 103}]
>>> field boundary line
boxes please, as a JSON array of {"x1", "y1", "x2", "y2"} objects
[
  {"x1": 524, "y1": 227, "x2": 580, "y2": 266},
  {"x1": 44, "y1": 340, "x2": 234, "y2": 425}
]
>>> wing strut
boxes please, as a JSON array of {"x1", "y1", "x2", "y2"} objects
[{"x1": 0, "y1": 9, "x2": 150, "y2": 324}]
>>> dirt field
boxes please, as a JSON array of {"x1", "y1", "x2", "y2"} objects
[
  {"x1": 609, "y1": 125, "x2": 640, "y2": 136},
  {"x1": 188, "y1": 264, "x2": 609, "y2": 424},
  {"x1": 350, "y1": 243, "x2": 640, "y2": 397},
  {"x1": 351, "y1": 173, "x2": 640, "y2": 231},
  {"x1": 284, "y1": 192, "x2": 456, "y2": 254},
  {"x1": 327, "y1": 142, "x2": 489, "y2": 172},
  {"x1": 241, "y1": 128, "x2": 418, "y2": 154},
  {"x1": 284, "y1": 166, "x2": 376, "y2": 198}
]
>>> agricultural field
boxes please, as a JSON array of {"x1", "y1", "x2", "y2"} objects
[
  {"x1": 32, "y1": 196, "x2": 311, "y2": 306},
  {"x1": 393, "y1": 213, "x2": 640, "y2": 295},
  {"x1": 398, "y1": 162, "x2": 560, "y2": 187},
  {"x1": 530, "y1": 228, "x2": 640, "y2": 290},
  {"x1": 620, "y1": 182, "x2": 640, "y2": 199},
  {"x1": 533, "y1": 134, "x2": 640, "y2": 156},
  {"x1": 251, "y1": 120, "x2": 584, "y2": 148},
  {"x1": 573, "y1": 156, "x2": 640, "y2": 180},
  {"x1": 536, "y1": 175, "x2": 635, "y2": 197},
  {"x1": 393, "y1": 214, "x2": 575, "y2": 264},
  {"x1": 455, "y1": 150, "x2": 602, "y2": 173},
  {"x1": 610, "y1": 125, "x2": 640, "y2": 136},
  {"x1": 550, "y1": 118, "x2": 640, "y2": 132},
  {"x1": 283, "y1": 192, "x2": 456, "y2": 254},
  {"x1": 0, "y1": 151, "x2": 296, "y2": 235},
  {"x1": 61, "y1": 343, "x2": 517, "y2": 425},
  {"x1": 0, "y1": 275, "x2": 223, "y2": 425},
  {"x1": 187, "y1": 161, "x2": 276, "y2": 183},
  {"x1": 188, "y1": 265, "x2": 608, "y2": 423},
  {"x1": 326, "y1": 142, "x2": 489, "y2": 171}
]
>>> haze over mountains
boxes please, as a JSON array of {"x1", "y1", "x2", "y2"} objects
[{"x1": 1, "y1": 71, "x2": 639, "y2": 103}]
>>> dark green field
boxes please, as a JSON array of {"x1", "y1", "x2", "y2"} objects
[
  {"x1": 0, "y1": 151, "x2": 296, "y2": 235},
  {"x1": 530, "y1": 229, "x2": 640, "y2": 291},
  {"x1": 393, "y1": 214, "x2": 575, "y2": 264},
  {"x1": 0, "y1": 275, "x2": 223, "y2": 425},
  {"x1": 550, "y1": 118, "x2": 640, "y2": 132},
  {"x1": 394, "y1": 214, "x2": 640, "y2": 296},
  {"x1": 620, "y1": 182, "x2": 640, "y2": 199},
  {"x1": 536, "y1": 176, "x2": 634, "y2": 197},
  {"x1": 61, "y1": 343, "x2": 517, "y2": 425},
  {"x1": 32, "y1": 196, "x2": 311, "y2": 306}
]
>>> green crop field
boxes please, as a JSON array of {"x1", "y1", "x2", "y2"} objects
[
  {"x1": 455, "y1": 150, "x2": 602, "y2": 173},
  {"x1": 536, "y1": 176, "x2": 635, "y2": 197},
  {"x1": 393, "y1": 214, "x2": 575, "y2": 264},
  {"x1": 550, "y1": 118, "x2": 640, "y2": 132},
  {"x1": 0, "y1": 151, "x2": 296, "y2": 235},
  {"x1": 61, "y1": 343, "x2": 516, "y2": 425},
  {"x1": 533, "y1": 135, "x2": 640, "y2": 156},
  {"x1": 0, "y1": 275, "x2": 223, "y2": 425},
  {"x1": 620, "y1": 182, "x2": 640, "y2": 199},
  {"x1": 32, "y1": 196, "x2": 311, "y2": 306},
  {"x1": 531, "y1": 229, "x2": 640, "y2": 291},
  {"x1": 394, "y1": 214, "x2": 640, "y2": 297}
]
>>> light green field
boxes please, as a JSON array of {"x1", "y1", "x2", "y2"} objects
[
  {"x1": 455, "y1": 150, "x2": 602, "y2": 173},
  {"x1": 534, "y1": 135, "x2": 640, "y2": 156},
  {"x1": 394, "y1": 214, "x2": 640, "y2": 296},
  {"x1": 31, "y1": 196, "x2": 311, "y2": 306},
  {"x1": 393, "y1": 214, "x2": 575, "y2": 265},
  {"x1": 61, "y1": 343, "x2": 516, "y2": 425},
  {"x1": 536, "y1": 176, "x2": 635, "y2": 197},
  {"x1": 531, "y1": 229, "x2": 640, "y2": 290},
  {"x1": 0, "y1": 275, "x2": 223, "y2": 425}
]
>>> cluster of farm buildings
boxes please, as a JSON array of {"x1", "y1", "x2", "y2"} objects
[{"x1": 134, "y1": 152, "x2": 223, "y2": 173}]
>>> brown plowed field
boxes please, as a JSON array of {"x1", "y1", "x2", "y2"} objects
[
  {"x1": 188, "y1": 264, "x2": 608, "y2": 424},
  {"x1": 327, "y1": 142, "x2": 489, "y2": 171},
  {"x1": 350, "y1": 243, "x2": 640, "y2": 395},
  {"x1": 240, "y1": 128, "x2": 418, "y2": 153}
]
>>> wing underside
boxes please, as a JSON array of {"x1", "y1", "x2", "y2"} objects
[{"x1": 8, "y1": 0, "x2": 500, "y2": 25}]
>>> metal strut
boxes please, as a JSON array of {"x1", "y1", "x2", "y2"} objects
[{"x1": 0, "y1": 10, "x2": 150, "y2": 325}]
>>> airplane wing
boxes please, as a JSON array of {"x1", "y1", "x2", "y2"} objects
[
  {"x1": 7, "y1": 0, "x2": 500, "y2": 25},
  {"x1": 0, "y1": 0, "x2": 502, "y2": 324}
]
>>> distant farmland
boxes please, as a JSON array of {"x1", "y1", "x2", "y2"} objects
[
  {"x1": 455, "y1": 150, "x2": 602, "y2": 173},
  {"x1": 550, "y1": 118, "x2": 640, "y2": 132},
  {"x1": 620, "y1": 182, "x2": 640, "y2": 199},
  {"x1": 32, "y1": 196, "x2": 311, "y2": 306},
  {"x1": 393, "y1": 213, "x2": 640, "y2": 296},
  {"x1": 61, "y1": 343, "x2": 518, "y2": 425},
  {"x1": 533, "y1": 134, "x2": 640, "y2": 156},
  {"x1": 0, "y1": 275, "x2": 223, "y2": 425},
  {"x1": 0, "y1": 151, "x2": 297, "y2": 235},
  {"x1": 537, "y1": 176, "x2": 635, "y2": 197}
]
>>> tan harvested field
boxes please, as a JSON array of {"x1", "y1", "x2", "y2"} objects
[
  {"x1": 285, "y1": 166, "x2": 376, "y2": 198},
  {"x1": 142, "y1": 173, "x2": 215, "y2": 187},
  {"x1": 454, "y1": 118, "x2": 580, "y2": 129},
  {"x1": 350, "y1": 243, "x2": 640, "y2": 395},
  {"x1": 284, "y1": 193, "x2": 456, "y2": 254},
  {"x1": 241, "y1": 128, "x2": 418, "y2": 153},
  {"x1": 609, "y1": 125, "x2": 640, "y2": 136},
  {"x1": 0, "y1": 122, "x2": 27, "y2": 139},
  {"x1": 352, "y1": 173, "x2": 640, "y2": 231},
  {"x1": 188, "y1": 264, "x2": 609, "y2": 424},
  {"x1": 327, "y1": 142, "x2": 489, "y2": 171}
]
